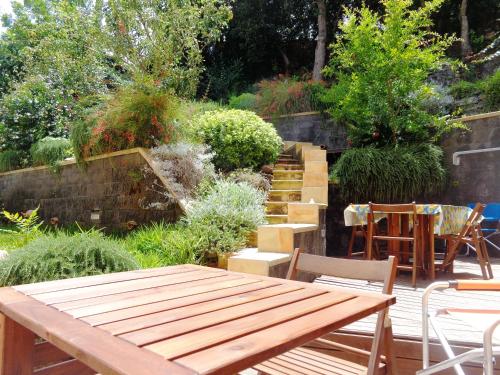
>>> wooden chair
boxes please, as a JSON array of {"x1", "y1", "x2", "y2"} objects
[
  {"x1": 247, "y1": 249, "x2": 398, "y2": 375},
  {"x1": 437, "y1": 203, "x2": 494, "y2": 280},
  {"x1": 347, "y1": 225, "x2": 367, "y2": 258},
  {"x1": 366, "y1": 202, "x2": 422, "y2": 287}
]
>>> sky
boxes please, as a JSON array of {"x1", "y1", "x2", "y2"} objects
[{"x1": 0, "y1": 0, "x2": 13, "y2": 33}]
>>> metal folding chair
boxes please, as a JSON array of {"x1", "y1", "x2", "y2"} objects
[{"x1": 419, "y1": 280, "x2": 500, "y2": 375}]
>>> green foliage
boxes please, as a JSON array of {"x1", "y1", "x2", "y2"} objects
[
  {"x1": 105, "y1": 0, "x2": 232, "y2": 98},
  {"x1": 256, "y1": 78, "x2": 327, "y2": 117},
  {"x1": 196, "y1": 109, "x2": 282, "y2": 171},
  {"x1": 1, "y1": 207, "x2": 43, "y2": 248},
  {"x1": 449, "y1": 80, "x2": 482, "y2": 99},
  {"x1": 331, "y1": 144, "x2": 446, "y2": 203},
  {"x1": 482, "y1": 70, "x2": 500, "y2": 110},
  {"x1": 30, "y1": 137, "x2": 73, "y2": 171},
  {"x1": 228, "y1": 93, "x2": 257, "y2": 111},
  {"x1": 0, "y1": 229, "x2": 139, "y2": 286},
  {"x1": 0, "y1": 150, "x2": 21, "y2": 172},
  {"x1": 323, "y1": 0, "x2": 458, "y2": 147},
  {"x1": 185, "y1": 180, "x2": 266, "y2": 254},
  {"x1": 125, "y1": 222, "x2": 198, "y2": 268},
  {"x1": 226, "y1": 169, "x2": 271, "y2": 192},
  {"x1": 82, "y1": 79, "x2": 179, "y2": 157}
]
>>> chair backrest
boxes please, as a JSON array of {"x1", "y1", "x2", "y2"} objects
[
  {"x1": 460, "y1": 203, "x2": 485, "y2": 237},
  {"x1": 369, "y1": 202, "x2": 417, "y2": 215},
  {"x1": 286, "y1": 249, "x2": 398, "y2": 294}
]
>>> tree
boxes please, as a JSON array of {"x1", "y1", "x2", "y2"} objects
[
  {"x1": 459, "y1": 0, "x2": 472, "y2": 59},
  {"x1": 323, "y1": 0, "x2": 458, "y2": 146},
  {"x1": 313, "y1": 0, "x2": 327, "y2": 81}
]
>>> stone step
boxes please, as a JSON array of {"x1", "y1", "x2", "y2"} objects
[
  {"x1": 276, "y1": 159, "x2": 300, "y2": 164},
  {"x1": 274, "y1": 164, "x2": 303, "y2": 170},
  {"x1": 258, "y1": 223, "x2": 319, "y2": 253},
  {"x1": 265, "y1": 201, "x2": 288, "y2": 215},
  {"x1": 278, "y1": 154, "x2": 294, "y2": 159},
  {"x1": 266, "y1": 214, "x2": 288, "y2": 224},
  {"x1": 273, "y1": 170, "x2": 304, "y2": 180},
  {"x1": 228, "y1": 248, "x2": 291, "y2": 276},
  {"x1": 268, "y1": 189, "x2": 302, "y2": 202},
  {"x1": 271, "y1": 179, "x2": 303, "y2": 190}
]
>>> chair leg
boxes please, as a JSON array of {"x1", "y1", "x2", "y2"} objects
[
  {"x1": 347, "y1": 226, "x2": 356, "y2": 258},
  {"x1": 411, "y1": 240, "x2": 417, "y2": 288},
  {"x1": 367, "y1": 310, "x2": 387, "y2": 375},
  {"x1": 383, "y1": 318, "x2": 398, "y2": 375},
  {"x1": 473, "y1": 232, "x2": 489, "y2": 280},
  {"x1": 479, "y1": 238, "x2": 494, "y2": 279}
]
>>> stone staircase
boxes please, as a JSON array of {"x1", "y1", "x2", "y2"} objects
[{"x1": 228, "y1": 141, "x2": 328, "y2": 277}]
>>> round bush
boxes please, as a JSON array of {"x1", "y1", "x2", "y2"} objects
[
  {"x1": 0, "y1": 230, "x2": 139, "y2": 286},
  {"x1": 196, "y1": 109, "x2": 282, "y2": 171}
]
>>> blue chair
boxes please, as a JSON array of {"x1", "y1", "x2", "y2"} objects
[{"x1": 468, "y1": 202, "x2": 500, "y2": 252}]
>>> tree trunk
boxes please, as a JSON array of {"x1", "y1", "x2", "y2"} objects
[
  {"x1": 313, "y1": 0, "x2": 327, "y2": 81},
  {"x1": 460, "y1": 0, "x2": 472, "y2": 60}
]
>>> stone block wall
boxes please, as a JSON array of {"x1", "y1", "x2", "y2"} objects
[{"x1": 0, "y1": 149, "x2": 182, "y2": 231}]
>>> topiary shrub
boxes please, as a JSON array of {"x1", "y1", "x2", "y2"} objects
[
  {"x1": 331, "y1": 144, "x2": 446, "y2": 203},
  {"x1": 30, "y1": 137, "x2": 73, "y2": 171},
  {"x1": 0, "y1": 230, "x2": 139, "y2": 286},
  {"x1": 0, "y1": 150, "x2": 22, "y2": 172},
  {"x1": 196, "y1": 109, "x2": 282, "y2": 171},
  {"x1": 228, "y1": 93, "x2": 257, "y2": 111}
]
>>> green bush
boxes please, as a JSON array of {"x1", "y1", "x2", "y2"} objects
[
  {"x1": 449, "y1": 80, "x2": 481, "y2": 99},
  {"x1": 226, "y1": 168, "x2": 271, "y2": 192},
  {"x1": 322, "y1": 0, "x2": 457, "y2": 147},
  {"x1": 185, "y1": 180, "x2": 266, "y2": 254},
  {"x1": 30, "y1": 137, "x2": 73, "y2": 171},
  {"x1": 125, "y1": 222, "x2": 198, "y2": 268},
  {"x1": 0, "y1": 230, "x2": 139, "y2": 286},
  {"x1": 482, "y1": 70, "x2": 500, "y2": 110},
  {"x1": 256, "y1": 78, "x2": 326, "y2": 117},
  {"x1": 331, "y1": 144, "x2": 446, "y2": 203},
  {"x1": 228, "y1": 93, "x2": 257, "y2": 111},
  {"x1": 81, "y1": 78, "x2": 179, "y2": 157},
  {"x1": 0, "y1": 150, "x2": 22, "y2": 172},
  {"x1": 196, "y1": 109, "x2": 282, "y2": 171}
]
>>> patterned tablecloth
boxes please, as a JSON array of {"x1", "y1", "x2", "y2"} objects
[{"x1": 344, "y1": 204, "x2": 473, "y2": 235}]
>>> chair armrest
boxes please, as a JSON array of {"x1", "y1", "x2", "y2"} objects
[{"x1": 451, "y1": 280, "x2": 500, "y2": 291}]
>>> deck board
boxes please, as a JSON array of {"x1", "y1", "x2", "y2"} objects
[{"x1": 314, "y1": 256, "x2": 500, "y2": 346}]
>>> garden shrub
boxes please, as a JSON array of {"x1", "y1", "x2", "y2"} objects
[
  {"x1": 0, "y1": 229, "x2": 139, "y2": 286},
  {"x1": 226, "y1": 169, "x2": 271, "y2": 192},
  {"x1": 0, "y1": 150, "x2": 22, "y2": 172},
  {"x1": 30, "y1": 137, "x2": 73, "y2": 171},
  {"x1": 331, "y1": 144, "x2": 446, "y2": 203},
  {"x1": 228, "y1": 93, "x2": 257, "y2": 111},
  {"x1": 449, "y1": 80, "x2": 481, "y2": 99},
  {"x1": 149, "y1": 142, "x2": 215, "y2": 200},
  {"x1": 196, "y1": 109, "x2": 282, "y2": 171},
  {"x1": 125, "y1": 222, "x2": 198, "y2": 268},
  {"x1": 256, "y1": 78, "x2": 326, "y2": 117},
  {"x1": 322, "y1": 0, "x2": 458, "y2": 147},
  {"x1": 483, "y1": 70, "x2": 500, "y2": 110},
  {"x1": 81, "y1": 78, "x2": 179, "y2": 157},
  {"x1": 185, "y1": 180, "x2": 266, "y2": 254},
  {"x1": 1, "y1": 208, "x2": 43, "y2": 248}
]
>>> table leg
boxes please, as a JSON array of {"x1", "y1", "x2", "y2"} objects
[
  {"x1": 428, "y1": 215, "x2": 435, "y2": 281},
  {"x1": 0, "y1": 314, "x2": 35, "y2": 375}
]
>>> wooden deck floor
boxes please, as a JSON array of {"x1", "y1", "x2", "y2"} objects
[{"x1": 315, "y1": 256, "x2": 500, "y2": 345}]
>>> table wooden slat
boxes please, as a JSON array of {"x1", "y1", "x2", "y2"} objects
[
  {"x1": 84, "y1": 279, "x2": 281, "y2": 327},
  {"x1": 33, "y1": 269, "x2": 225, "y2": 305},
  {"x1": 122, "y1": 287, "x2": 329, "y2": 346},
  {"x1": 145, "y1": 291, "x2": 356, "y2": 360},
  {"x1": 98, "y1": 282, "x2": 299, "y2": 335},
  {"x1": 60, "y1": 275, "x2": 256, "y2": 318},
  {"x1": 14, "y1": 265, "x2": 196, "y2": 295},
  {"x1": 174, "y1": 295, "x2": 393, "y2": 374},
  {"x1": 0, "y1": 288, "x2": 194, "y2": 375}
]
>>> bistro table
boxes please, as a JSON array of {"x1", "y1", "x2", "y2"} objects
[
  {"x1": 0, "y1": 264, "x2": 395, "y2": 375},
  {"x1": 344, "y1": 204, "x2": 474, "y2": 280}
]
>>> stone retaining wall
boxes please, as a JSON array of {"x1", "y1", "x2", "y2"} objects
[{"x1": 0, "y1": 148, "x2": 182, "y2": 231}]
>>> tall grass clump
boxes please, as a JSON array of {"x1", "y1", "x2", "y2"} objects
[
  {"x1": 0, "y1": 229, "x2": 139, "y2": 286},
  {"x1": 331, "y1": 144, "x2": 446, "y2": 203},
  {"x1": 0, "y1": 150, "x2": 22, "y2": 172},
  {"x1": 30, "y1": 137, "x2": 73, "y2": 171}
]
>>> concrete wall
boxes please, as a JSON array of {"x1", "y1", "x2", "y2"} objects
[
  {"x1": 0, "y1": 149, "x2": 182, "y2": 231},
  {"x1": 268, "y1": 112, "x2": 348, "y2": 153},
  {"x1": 439, "y1": 111, "x2": 500, "y2": 204}
]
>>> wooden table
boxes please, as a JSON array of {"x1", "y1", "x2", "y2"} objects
[{"x1": 0, "y1": 265, "x2": 395, "y2": 375}]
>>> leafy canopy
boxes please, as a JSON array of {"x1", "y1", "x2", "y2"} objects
[{"x1": 323, "y1": 0, "x2": 458, "y2": 146}]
